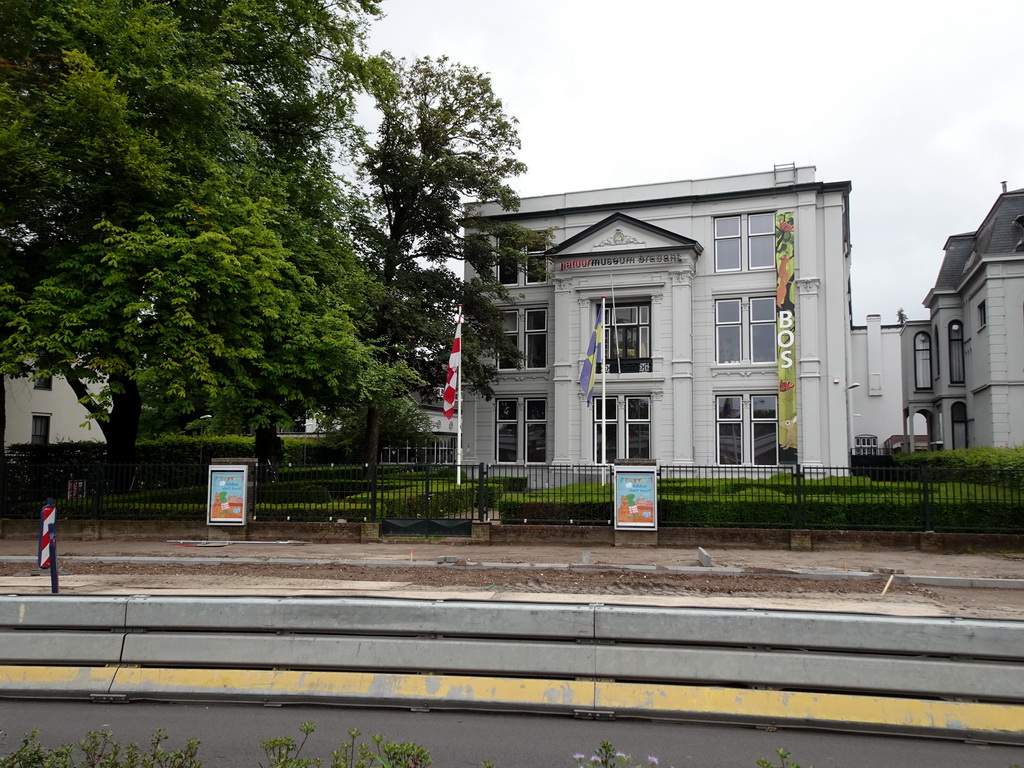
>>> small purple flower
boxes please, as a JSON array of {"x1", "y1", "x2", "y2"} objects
[
  {"x1": 616, "y1": 753, "x2": 627, "y2": 760},
  {"x1": 591, "y1": 757, "x2": 602, "y2": 765},
  {"x1": 573, "y1": 755, "x2": 585, "y2": 761},
  {"x1": 648, "y1": 758, "x2": 659, "y2": 766}
]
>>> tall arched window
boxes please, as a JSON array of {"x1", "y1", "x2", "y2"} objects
[
  {"x1": 951, "y1": 402, "x2": 967, "y2": 449},
  {"x1": 948, "y1": 321, "x2": 965, "y2": 384},
  {"x1": 914, "y1": 332, "x2": 932, "y2": 390}
]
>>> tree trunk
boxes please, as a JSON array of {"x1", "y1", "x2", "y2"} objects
[
  {"x1": 254, "y1": 426, "x2": 282, "y2": 481},
  {"x1": 363, "y1": 402, "x2": 380, "y2": 466},
  {"x1": 67, "y1": 375, "x2": 142, "y2": 465},
  {"x1": 67, "y1": 375, "x2": 142, "y2": 493}
]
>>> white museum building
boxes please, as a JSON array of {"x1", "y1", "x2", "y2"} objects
[{"x1": 460, "y1": 165, "x2": 859, "y2": 467}]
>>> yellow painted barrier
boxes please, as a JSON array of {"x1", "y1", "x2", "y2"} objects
[
  {"x1": 597, "y1": 681, "x2": 1024, "y2": 737},
  {"x1": 3, "y1": 666, "x2": 1022, "y2": 742}
]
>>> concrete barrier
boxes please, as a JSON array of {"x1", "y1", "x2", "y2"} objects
[{"x1": 1, "y1": 595, "x2": 1022, "y2": 743}]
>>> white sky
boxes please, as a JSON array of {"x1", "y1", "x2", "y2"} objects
[{"x1": 364, "y1": 0, "x2": 1024, "y2": 325}]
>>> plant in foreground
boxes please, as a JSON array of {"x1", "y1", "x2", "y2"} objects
[
  {"x1": 573, "y1": 741, "x2": 670, "y2": 768},
  {"x1": 0, "y1": 728, "x2": 201, "y2": 768},
  {"x1": 756, "y1": 747, "x2": 810, "y2": 768}
]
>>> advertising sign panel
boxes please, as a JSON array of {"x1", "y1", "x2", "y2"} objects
[
  {"x1": 613, "y1": 466, "x2": 657, "y2": 530},
  {"x1": 207, "y1": 465, "x2": 248, "y2": 526}
]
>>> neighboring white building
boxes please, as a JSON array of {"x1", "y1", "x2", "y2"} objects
[
  {"x1": 462, "y1": 165, "x2": 857, "y2": 467},
  {"x1": 3, "y1": 375, "x2": 99, "y2": 447},
  {"x1": 848, "y1": 315, "x2": 905, "y2": 455},
  {"x1": 902, "y1": 186, "x2": 1024, "y2": 449}
]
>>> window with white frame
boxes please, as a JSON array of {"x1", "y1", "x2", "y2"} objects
[
  {"x1": 31, "y1": 414, "x2": 50, "y2": 445},
  {"x1": 951, "y1": 401, "x2": 968, "y2": 449},
  {"x1": 948, "y1": 321, "x2": 965, "y2": 384},
  {"x1": 716, "y1": 394, "x2": 778, "y2": 465},
  {"x1": 715, "y1": 297, "x2": 776, "y2": 364},
  {"x1": 499, "y1": 308, "x2": 548, "y2": 370},
  {"x1": 592, "y1": 395, "x2": 651, "y2": 461},
  {"x1": 525, "y1": 399, "x2": 547, "y2": 462},
  {"x1": 496, "y1": 399, "x2": 518, "y2": 462},
  {"x1": 603, "y1": 301, "x2": 651, "y2": 372},
  {"x1": 854, "y1": 435, "x2": 879, "y2": 456},
  {"x1": 978, "y1": 300, "x2": 987, "y2": 330},
  {"x1": 714, "y1": 213, "x2": 776, "y2": 272},
  {"x1": 913, "y1": 332, "x2": 932, "y2": 390},
  {"x1": 496, "y1": 232, "x2": 548, "y2": 286},
  {"x1": 495, "y1": 398, "x2": 547, "y2": 463},
  {"x1": 33, "y1": 376, "x2": 52, "y2": 390}
]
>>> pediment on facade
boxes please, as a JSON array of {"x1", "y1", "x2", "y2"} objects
[{"x1": 549, "y1": 212, "x2": 702, "y2": 257}]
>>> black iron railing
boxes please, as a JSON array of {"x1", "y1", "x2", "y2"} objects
[{"x1": 1, "y1": 462, "x2": 1022, "y2": 533}]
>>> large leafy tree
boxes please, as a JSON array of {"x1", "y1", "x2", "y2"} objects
[
  {"x1": 0, "y1": 0, "x2": 392, "y2": 464},
  {"x1": 355, "y1": 54, "x2": 540, "y2": 463}
]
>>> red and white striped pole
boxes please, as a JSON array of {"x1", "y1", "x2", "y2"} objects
[{"x1": 38, "y1": 498, "x2": 59, "y2": 593}]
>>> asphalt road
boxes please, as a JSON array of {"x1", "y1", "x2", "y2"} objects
[{"x1": 1, "y1": 700, "x2": 1021, "y2": 767}]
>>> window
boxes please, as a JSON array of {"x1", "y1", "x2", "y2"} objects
[
  {"x1": 948, "y1": 321, "x2": 965, "y2": 384},
  {"x1": 497, "y1": 261, "x2": 518, "y2": 286},
  {"x1": 499, "y1": 308, "x2": 548, "y2": 370},
  {"x1": 593, "y1": 397, "x2": 617, "y2": 463},
  {"x1": 33, "y1": 376, "x2": 52, "y2": 390},
  {"x1": 951, "y1": 402, "x2": 968, "y2": 449},
  {"x1": 525, "y1": 399, "x2": 547, "y2": 462},
  {"x1": 747, "y1": 213, "x2": 776, "y2": 269},
  {"x1": 855, "y1": 435, "x2": 879, "y2": 456},
  {"x1": 714, "y1": 213, "x2": 776, "y2": 272},
  {"x1": 716, "y1": 395, "x2": 778, "y2": 465},
  {"x1": 499, "y1": 311, "x2": 518, "y2": 369},
  {"x1": 31, "y1": 414, "x2": 50, "y2": 445},
  {"x1": 592, "y1": 395, "x2": 651, "y2": 461},
  {"x1": 978, "y1": 301, "x2": 987, "y2": 330},
  {"x1": 716, "y1": 297, "x2": 776, "y2": 364},
  {"x1": 604, "y1": 302, "x2": 651, "y2": 372},
  {"x1": 626, "y1": 397, "x2": 651, "y2": 459},
  {"x1": 524, "y1": 309, "x2": 547, "y2": 368},
  {"x1": 496, "y1": 231, "x2": 548, "y2": 286},
  {"x1": 496, "y1": 400, "x2": 518, "y2": 462},
  {"x1": 496, "y1": 398, "x2": 548, "y2": 463},
  {"x1": 913, "y1": 332, "x2": 932, "y2": 390},
  {"x1": 714, "y1": 217, "x2": 741, "y2": 272}
]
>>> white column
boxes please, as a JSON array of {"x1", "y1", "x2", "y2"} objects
[
  {"x1": 796, "y1": 277, "x2": 822, "y2": 465},
  {"x1": 552, "y1": 276, "x2": 575, "y2": 464},
  {"x1": 669, "y1": 262, "x2": 696, "y2": 464}
]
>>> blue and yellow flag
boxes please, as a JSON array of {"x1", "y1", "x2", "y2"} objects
[{"x1": 578, "y1": 304, "x2": 603, "y2": 406}]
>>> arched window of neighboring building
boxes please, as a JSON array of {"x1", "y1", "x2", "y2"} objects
[
  {"x1": 914, "y1": 332, "x2": 932, "y2": 390},
  {"x1": 948, "y1": 321, "x2": 965, "y2": 384},
  {"x1": 951, "y1": 401, "x2": 968, "y2": 449}
]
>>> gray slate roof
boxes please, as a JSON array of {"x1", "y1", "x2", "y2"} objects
[{"x1": 933, "y1": 190, "x2": 1024, "y2": 291}]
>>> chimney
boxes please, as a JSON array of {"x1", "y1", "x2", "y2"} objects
[{"x1": 1002, "y1": 181, "x2": 1008, "y2": 193}]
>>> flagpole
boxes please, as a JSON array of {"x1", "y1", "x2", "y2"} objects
[
  {"x1": 456, "y1": 306, "x2": 463, "y2": 487},
  {"x1": 601, "y1": 295, "x2": 607, "y2": 484}
]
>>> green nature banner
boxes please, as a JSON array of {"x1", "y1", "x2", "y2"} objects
[{"x1": 775, "y1": 212, "x2": 797, "y2": 463}]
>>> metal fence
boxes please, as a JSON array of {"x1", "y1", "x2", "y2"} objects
[{"x1": 1, "y1": 462, "x2": 1022, "y2": 533}]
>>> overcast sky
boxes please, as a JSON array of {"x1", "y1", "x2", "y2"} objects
[{"x1": 363, "y1": 0, "x2": 1023, "y2": 325}]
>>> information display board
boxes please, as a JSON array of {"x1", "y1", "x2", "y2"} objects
[
  {"x1": 207, "y1": 465, "x2": 248, "y2": 526},
  {"x1": 612, "y1": 465, "x2": 657, "y2": 530}
]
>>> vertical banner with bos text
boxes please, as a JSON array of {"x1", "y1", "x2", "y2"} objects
[{"x1": 775, "y1": 212, "x2": 798, "y2": 464}]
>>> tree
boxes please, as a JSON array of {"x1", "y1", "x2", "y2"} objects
[
  {"x1": 355, "y1": 55, "x2": 540, "y2": 463},
  {"x1": 0, "y1": 0, "x2": 389, "y2": 465}
]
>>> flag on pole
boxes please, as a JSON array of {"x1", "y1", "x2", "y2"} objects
[
  {"x1": 442, "y1": 307, "x2": 462, "y2": 420},
  {"x1": 578, "y1": 303, "x2": 603, "y2": 406}
]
